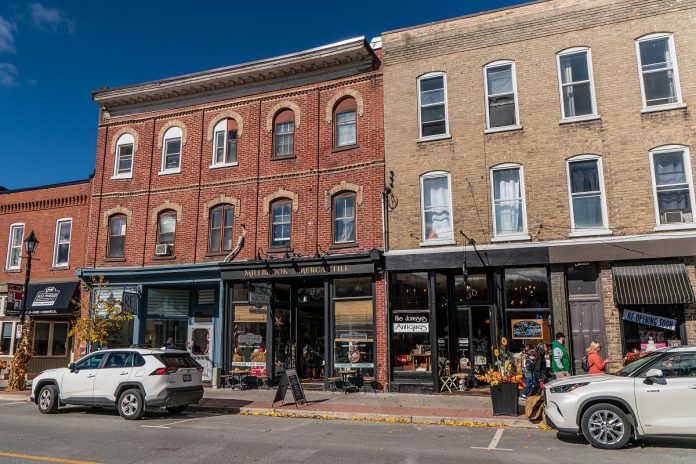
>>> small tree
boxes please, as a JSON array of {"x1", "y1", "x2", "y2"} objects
[
  {"x1": 5, "y1": 321, "x2": 34, "y2": 391},
  {"x1": 69, "y1": 276, "x2": 134, "y2": 353}
]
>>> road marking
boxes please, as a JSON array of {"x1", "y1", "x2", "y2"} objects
[
  {"x1": 471, "y1": 428, "x2": 513, "y2": 451},
  {"x1": 0, "y1": 452, "x2": 102, "y2": 464},
  {"x1": 141, "y1": 416, "x2": 207, "y2": 429}
]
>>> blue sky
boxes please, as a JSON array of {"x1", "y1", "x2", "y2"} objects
[{"x1": 0, "y1": 0, "x2": 524, "y2": 190}]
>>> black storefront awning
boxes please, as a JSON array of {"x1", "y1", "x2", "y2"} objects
[
  {"x1": 613, "y1": 261, "x2": 695, "y2": 305},
  {"x1": 25, "y1": 282, "x2": 79, "y2": 316}
]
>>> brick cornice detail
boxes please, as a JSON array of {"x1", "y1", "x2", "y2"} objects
[
  {"x1": 151, "y1": 200, "x2": 183, "y2": 225},
  {"x1": 157, "y1": 120, "x2": 188, "y2": 149},
  {"x1": 263, "y1": 189, "x2": 299, "y2": 215},
  {"x1": 324, "y1": 89, "x2": 364, "y2": 124},
  {"x1": 203, "y1": 195, "x2": 241, "y2": 220},
  {"x1": 266, "y1": 102, "x2": 301, "y2": 132},
  {"x1": 206, "y1": 110, "x2": 244, "y2": 141},
  {"x1": 111, "y1": 127, "x2": 139, "y2": 154},
  {"x1": 103, "y1": 204, "x2": 133, "y2": 227},
  {"x1": 325, "y1": 181, "x2": 363, "y2": 210}
]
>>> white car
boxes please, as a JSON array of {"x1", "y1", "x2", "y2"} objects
[
  {"x1": 545, "y1": 345, "x2": 696, "y2": 449},
  {"x1": 30, "y1": 348, "x2": 204, "y2": 420}
]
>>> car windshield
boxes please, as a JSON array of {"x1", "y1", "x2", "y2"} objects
[{"x1": 615, "y1": 352, "x2": 661, "y2": 376}]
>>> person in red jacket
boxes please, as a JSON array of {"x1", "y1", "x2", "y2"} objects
[{"x1": 587, "y1": 341, "x2": 608, "y2": 374}]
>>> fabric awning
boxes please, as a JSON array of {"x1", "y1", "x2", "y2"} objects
[
  {"x1": 25, "y1": 282, "x2": 79, "y2": 316},
  {"x1": 613, "y1": 261, "x2": 695, "y2": 305}
]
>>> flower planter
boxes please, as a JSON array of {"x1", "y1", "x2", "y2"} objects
[{"x1": 490, "y1": 383, "x2": 519, "y2": 416}]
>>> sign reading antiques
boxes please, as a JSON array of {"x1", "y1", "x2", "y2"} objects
[
  {"x1": 392, "y1": 313, "x2": 430, "y2": 333},
  {"x1": 623, "y1": 310, "x2": 677, "y2": 331}
]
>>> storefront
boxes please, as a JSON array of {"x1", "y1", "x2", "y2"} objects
[{"x1": 220, "y1": 251, "x2": 383, "y2": 387}]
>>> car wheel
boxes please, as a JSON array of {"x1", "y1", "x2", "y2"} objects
[
  {"x1": 581, "y1": 403, "x2": 632, "y2": 450},
  {"x1": 117, "y1": 389, "x2": 145, "y2": 420},
  {"x1": 166, "y1": 405, "x2": 188, "y2": 414},
  {"x1": 37, "y1": 385, "x2": 59, "y2": 414}
]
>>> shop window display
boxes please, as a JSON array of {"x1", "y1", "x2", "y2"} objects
[
  {"x1": 334, "y1": 299, "x2": 374, "y2": 376},
  {"x1": 391, "y1": 272, "x2": 431, "y2": 382},
  {"x1": 232, "y1": 304, "x2": 267, "y2": 376},
  {"x1": 621, "y1": 305, "x2": 683, "y2": 352},
  {"x1": 504, "y1": 267, "x2": 549, "y2": 309},
  {"x1": 454, "y1": 274, "x2": 489, "y2": 305}
]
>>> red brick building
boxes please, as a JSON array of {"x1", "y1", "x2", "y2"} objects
[
  {"x1": 78, "y1": 38, "x2": 387, "y2": 389},
  {"x1": 0, "y1": 179, "x2": 91, "y2": 379}
]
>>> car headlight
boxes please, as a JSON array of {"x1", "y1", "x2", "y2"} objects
[{"x1": 550, "y1": 382, "x2": 590, "y2": 393}]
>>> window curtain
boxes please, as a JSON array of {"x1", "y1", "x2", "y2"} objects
[
  {"x1": 494, "y1": 169, "x2": 522, "y2": 234},
  {"x1": 423, "y1": 176, "x2": 451, "y2": 239},
  {"x1": 335, "y1": 196, "x2": 355, "y2": 243}
]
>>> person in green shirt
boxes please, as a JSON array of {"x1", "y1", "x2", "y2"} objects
[{"x1": 551, "y1": 332, "x2": 571, "y2": 377}]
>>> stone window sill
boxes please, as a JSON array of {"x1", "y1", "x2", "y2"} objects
[
  {"x1": 641, "y1": 103, "x2": 687, "y2": 114},
  {"x1": 332, "y1": 144, "x2": 359, "y2": 153},
  {"x1": 416, "y1": 134, "x2": 451, "y2": 143},
  {"x1": 560, "y1": 115, "x2": 601, "y2": 125},
  {"x1": 484, "y1": 125, "x2": 523, "y2": 135}
]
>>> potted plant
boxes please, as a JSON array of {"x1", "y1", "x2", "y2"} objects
[{"x1": 483, "y1": 337, "x2": 523, "y2": 416}]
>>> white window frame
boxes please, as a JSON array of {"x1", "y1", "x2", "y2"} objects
[
  {"x1": 490, "y1": 164, "x2": 529, "y2": 241},
  {"x1": 556, "y1": 47, "x2": 599, "y2": 123},
  {"x1": 417, "y1": 72, "x2": 450, "y2": 142},
  {"x1": 32, "y1": 321, "x2": 70, "y2": 358},
  {"x1": 5, "y1": 223, "x2": 24, "y2": 271},
  {"x1": 112, "y1": 133, "x2": 134, "y2": 179},
  {"x1": 419, "y1": 171, "x2": 455, "y2": 246},
  {"x1": 0, "y1": 321, "x2": 20, "y2": 356},
  {"x1": 566, "y1": 155, "x2": 611, "y2": 237},
  {"x1": 210, "y1": 119, "x2": 238, "y2": 168},
  {"x1": 484, "y1": 61, "x2": 522, "y2": 133},
  {"x1": 52, "y1": 218, "x2": 72, "y2": 267},
  {"x1": 159, "y1": 126, "x2": 182, "y2": 175},
  {"x1": 0, "y1": 296, "x2": 6, "y2": 317},
  {"x1": 649, "y1": 145, "x2": 696, "y2": 231},
  {"x1": 635, "y1": 33, "x2": 684, "y2": 113}
]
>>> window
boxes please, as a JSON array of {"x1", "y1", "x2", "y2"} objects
[
  {"x1": 504, "y1": 268, "x2": 550, "y2": 310},
  {"x1": 6, "y1": 223, "x2": 24, "y2": 270},
  {"x1": 33, "y1": 322, "x2": 68, "y2": 357},
  {"x1": 232, "y1": 304, "x2": 267, "y2": 375},
  {"x1": 53, "y1": 218, "x2": 72, "y2": 267},
  {"x1": 484, "y1": 61, "x2": 520, "y2": 130},
  {"x1": 567, "y1": 156, "x2": 609, "y2": 233},
  {"x1": 491, "y1": 165, "x2": 527, "y2": 238},
  {"x1": 334, "y1": 279, "x2": 374, "y2": 377},
  {"x1": 417, "y1": 73, "x2": 448, "y2": 139},
  {"x1": 212, "y1": 119, "x2": 238, "y2": 167},
  {"x1": 273, "y1": 110, "x2": 295, "y2": 158},
  {"x1": 557, "y1": 48, "x2": 597, "y2": 120},
  {"x1": 209, "y1": 204, "x2": 235, "y2": 253},
  {"x1": 420, "y1": 172, "x2": 453, "y2": 242},
  {"x1": 390, "y1": 273, "x2": 431, "y2": 381},
  {"x1": 636, "y1": 34, "x2": 682, "y2": 110},
  {"x1": 270, "y1": 200, "x2": 291, "y2": 248},
  {"x1": 113, "y1": 133, "x2": 134, "y2": 178},
  {"x1": 1, "y1": 322, "x2": 13, "y2": 355},
  {"x1": 157, "y1": 211, "x2": 177, "y2": 247},
  {"x1": 651, "y1": 353, "x2": 696, "y2": 378},
  {"x1": 76, "y1": 352, "x2": 106, "y2": 370},
  {"x1": 161, "y1": 126, "x2": 182, "y2": 173},
  {"x1": 334, "y1": 98, "x2": 357, "y2": 147},
  {"x1": 649, "y1": 146, "x2": 695, "y2": 227},
  {"x1": 104, "y1": 352, "x2": 134, "y2": 368},
  {"x1": 333, "y1": 194, "x2": 356, "y2": 244},
  {"x1": 107, "y1": 215, "x2": 126, "y2": 258}
]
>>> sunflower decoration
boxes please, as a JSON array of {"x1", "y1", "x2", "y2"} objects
[
  {"x1": 494, "y1": 348, "x2": 500, "y2": 357},
  {"x1": 480, "y1": 337, "x2": 520, "y2": 387},
  {"x1": 501, "y1": 337, "x2": 508, "y2": 346}
]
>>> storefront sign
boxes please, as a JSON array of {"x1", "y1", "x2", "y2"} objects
[
  {"x1": 334, "y1": 363, "x2": 374, "y2": 369},
  {"x1": 5, "y1": 284, "x2": 24, "y2": 316},
  {"x1": 249, "y1": 283, "x2": 271, "y2": 307},
  {"x1": 392, "y1": 314, "x2": 429, "y2": 333},
  {"x1": 32, "y1": 286, "x2": 61, "y2": 307},
  {"x1": 122, "y1": 292, "x2": 139, "y2": 313},
  {"x1": 222, "y1": 262, "x2": 375, "y2": 280},
  {"x1": 623, "y1": 310, "x2": 677, "y2": 331},
  {"x1": 237, "y1": 333, "x2": 263, "y2": 345}
]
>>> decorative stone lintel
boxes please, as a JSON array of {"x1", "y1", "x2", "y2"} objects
[
  {"x1": 151, "y1": 200, "x2": 183, "y2": 225},
  {"x1": 111, "y1": 127, "x2": 139, "y2": 155},
  {"x1": 157, "y1": 120, "x2": 188, "y2": 149},
  {"x1": 206, "y1": 110, "x2": 244, "y2": 141},
  {"x1": 204, "y1": 195, "x2": 241, "y2": 220},
  {"x1": 263, "y1": 189, "x2": 299, "y2": 215},
  {"x1": 325, "y1": 89, "x2": 365, "y2": 124},
  {"x1": 266, "y1": 101, "x2": 301, "y2": 132},
  {"x1": 103, "y1": 204, "x2": 133, "y2": 227},
  {"x1": 325, "y1": 181, "x2": 363, "y2": 210}
]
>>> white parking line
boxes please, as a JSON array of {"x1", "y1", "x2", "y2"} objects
[
  {"x1": 141, "y1": 416, "x2": 208, "y2": 429},
  {"x1": 471, "y1": 428, "x2": 513, "y2": 451}
]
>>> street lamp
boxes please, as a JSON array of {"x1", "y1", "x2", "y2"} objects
[{"x1": 19, "y1": 231, "x2": 39, "y2": 325}]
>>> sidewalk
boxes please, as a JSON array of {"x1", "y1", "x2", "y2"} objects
[{"x1": 0, "y1": 387, "x2": 538, "y2": 429}]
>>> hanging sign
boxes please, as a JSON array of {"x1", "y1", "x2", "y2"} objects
[
  {"x1": 5, "y1": 284, "x2": 24, "y2": 316},
  {"x1": 122, "y1": 292, "x2": 139, "y2": 313},
  {"x1": 623, "y1": 310, "x2": 676, "y2": 331},
  {"x1": 248, "y1": 283, "x2": 271, "y2": 308}
]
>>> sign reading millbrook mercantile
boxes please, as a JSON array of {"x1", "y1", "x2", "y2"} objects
[
  {"x1": 623, "y1": 310, "x2": 677, "y2": 331},
  {"x1": 244, "y1": 265, "x2": 349, "y2": 278}
]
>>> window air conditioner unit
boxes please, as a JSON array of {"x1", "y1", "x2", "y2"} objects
[
  {"x1": 664, "y1": 211, "x2": 685, "y2": 224},
  {"x1": 155, "y1": 244, "x2": 172, "y2": 256}
]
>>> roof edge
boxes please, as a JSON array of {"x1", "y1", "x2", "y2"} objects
[{"x1": 0, "y1": 176, "x2": 93, "y2": 196}]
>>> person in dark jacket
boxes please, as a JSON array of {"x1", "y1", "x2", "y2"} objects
[{"x1": 533, "y1": 343, "x2": 551, "y2": 384}]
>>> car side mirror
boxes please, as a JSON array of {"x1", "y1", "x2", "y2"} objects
[
  {"x1": 644, "y1": 368, "x2": 664, "y2": 384},
  {"x1": 68, "y1": 362, "x2": 77, "y2": 373}
]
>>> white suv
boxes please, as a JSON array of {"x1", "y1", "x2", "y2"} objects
[
  {"x1": 30, "y1": 348, "x2": 204, "y2": 420},
  {"x1": 545, "y1": 346, "x2": 696, "y2": 449}
]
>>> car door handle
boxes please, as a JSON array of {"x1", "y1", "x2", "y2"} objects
[
  {"x1": 87, "y1": 374, "x2": 96, "y2": 378},
  {"x1": 120, "y1": 372, "x2": 129, "y2": 376},
  {"x1": 689, "y1": 385, "x2": 696, "y2": 389}
]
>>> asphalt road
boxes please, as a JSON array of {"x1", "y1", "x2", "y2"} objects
[{"x1": 0, "y1": 401, "x2": 694, "y2": 464}]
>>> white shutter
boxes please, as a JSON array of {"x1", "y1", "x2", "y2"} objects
[{"x1": 0, "y1": 296, "x2": 6, "y2": 317}]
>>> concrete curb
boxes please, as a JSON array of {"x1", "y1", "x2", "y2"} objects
[{"x1": 0, "y1": 394, "x2": 31, "y2": 402}]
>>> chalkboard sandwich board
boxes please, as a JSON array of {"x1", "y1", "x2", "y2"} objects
[{"x1": 272, "y1": 369, "x2": 307, "y2": 407}]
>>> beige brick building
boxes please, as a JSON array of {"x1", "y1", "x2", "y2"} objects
[{"x1": 381, "y1": 0, "x2": 696, "y2": 392}]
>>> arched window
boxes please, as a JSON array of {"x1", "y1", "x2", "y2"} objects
[
  {"x1": 157, "y1": 210, "x2": 177, "y2": 252},
  {"x1": 212, "y1": 119, "x2": 238, "y2": 167},
  {"x1": 107, "y1": 215, "x2": 127, "y2": 258},
  {"x1": 209, "y1": 204, "x2": 235, "y2": 253},
  {"x1": 270, "y1": 199, "x2": 292, "y2": 248},
  {"x1": 333, "y1": 98, "x2": 357, "y2": 148},
  {"x1": 161, "y1": 126, "x2": 182, "y2": 173},
  {"x1": 114, "y1": 133, "x2": 134, "y2": 178},
  {"x1": 333, "y1": 193, "x2": 356, "y2": 244},
  {"x1": 273, "y1": 110, "x2": 295, "y2": 158}
]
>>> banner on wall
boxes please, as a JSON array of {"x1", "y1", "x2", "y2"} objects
[{"x1": 623, "y1": 310, "x2": 676, "y2": 331}]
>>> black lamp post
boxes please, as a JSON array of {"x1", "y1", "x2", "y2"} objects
[{"x1": 19, "y1": 231, "x2": 39, "y2": 326}]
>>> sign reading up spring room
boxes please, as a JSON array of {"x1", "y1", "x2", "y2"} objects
[{"x1": 623, "y1": 310, "x2": 677, "y2": 331}]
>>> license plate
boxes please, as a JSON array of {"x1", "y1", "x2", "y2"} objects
[{"x1": 183, "y1": 374, "x2": 192, "y2": 382}]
